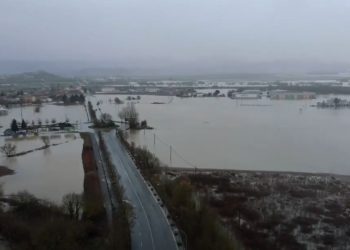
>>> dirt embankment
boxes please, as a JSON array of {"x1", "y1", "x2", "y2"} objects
[
  {"x1": 80, "y1": 133, "x2": 105, "y2": 220},
  {"x1": 0, "y1": 166, "x2": 14, "y2": 178}
]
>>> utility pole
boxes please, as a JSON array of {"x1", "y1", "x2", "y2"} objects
[
  {"x1": 20, "y1": 101, "x2": 23, "y2": 121},
  {"x1": 170, "y1": 145, "x2": 172, "y2": 167},
  {"x1": 153, "y1": 133, "x2": 156, "y2": 153},
  {"x1": 179, "y1": 229, "x2": 187, "y2": 250}
]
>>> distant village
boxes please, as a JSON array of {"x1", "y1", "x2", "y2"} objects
[{"x1": 0, "y1": 87, "x2": 85, "y2": 107}]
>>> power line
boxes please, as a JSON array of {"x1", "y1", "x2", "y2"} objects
[{"x1": 152, "y1": 133, "x2": 198, "y2": 168}]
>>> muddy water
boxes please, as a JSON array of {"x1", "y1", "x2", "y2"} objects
[
  {"x1": 0, "y1": 104, "x2": 86, "y2": 203},
  {"x1": 95, "y1": 94, "x2": 350, "y2": 175},
  {"x1": 1, "y1": 93, "x2": 350, "y2": 202}
]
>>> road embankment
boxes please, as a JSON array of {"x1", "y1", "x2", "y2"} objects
[{"x1": 80, "y1": 132, "x2": 105, "y2": 221}]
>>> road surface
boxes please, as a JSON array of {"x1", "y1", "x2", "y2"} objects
[{"x1": 103, "y1": 131, "x2": 179, "y2": 250}]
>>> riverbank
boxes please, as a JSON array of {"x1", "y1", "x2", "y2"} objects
[{"x1": 80, "y1": 133, "x2": 105, "y2": 221}]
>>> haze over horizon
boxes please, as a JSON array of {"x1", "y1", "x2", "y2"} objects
[{"x1": 1, "y1": 0, "x2": 350, "y2": 76}]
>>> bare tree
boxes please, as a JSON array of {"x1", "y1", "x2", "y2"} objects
[
  {"x1": 34, "y1": 105, "x2": 40, "y2": 113},
  {"x1": 0, "y1": 143, "x2": 16, "y2": 157},
  {"x1": 119, "y1": 102, "x2": 139, "y2": 129},
  {"x1": 114, "y1": 97, "x2": 123, "y2": 104},
  {"x1": 62, "y1": 193, "x2": 83, "y2": 220},
  {"x1": 100, "y1": 113, "x2": 112, "y2": 123}
]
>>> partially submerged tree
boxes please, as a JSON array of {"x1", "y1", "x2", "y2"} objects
[
  {"x1": 0, "y1": 143, "x2": 16, "y2": 157},
  {"x1": 41, "y1": 136, "x2": 50, "y2": 147},
  {"x1": 140, "y1": 120, "x2": 148, "y2": 129},
  {"x1": 119, "y1": 103, "x2": 139, "y2": 129},
  {"x1": 11, "y1": 119, "x2": 19, "y2": 132},
  {"x1": 114, "y1": 97, "x2": 124, "y2": 104},
  {"x1": 334, "y1": 97, "x2": 341, "y2": 107},
  {"x1": 100, "y1": 113, "x2": 112, "y2": 123},
  {"x1": 87, "y1": 101, "x2": 97, "y2": 123},
  {"x1": 21, "y1": 119, "x2": 27, "y2": 130},
  {"x1": 34, "y1": 105, "x2": 41, "y2": 113}
]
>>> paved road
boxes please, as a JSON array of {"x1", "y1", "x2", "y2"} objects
[{"x1": 103, "y1": 131, "x2": 179, "y2": 250}]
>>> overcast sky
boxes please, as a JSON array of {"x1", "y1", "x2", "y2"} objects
[{"x1": 1, "y1": 0, "x2": 350, "y2": 73}]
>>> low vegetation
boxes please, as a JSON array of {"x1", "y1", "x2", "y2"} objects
[
  {"x1": 0, "y1": 143, "x2": 16, "y2": 156},
  {"x1": 186, "y1": 172, "x2": 350, "y2": 250},
  {"x1": 87, "y1": 101, "x2": 116, "y2": 128},
  {"x1": 0, "y1": 133, "x2": 133, "y2": 250},
  {"x1": 0, "y1": 190, "x2": 115, "y2": 250},
  {"x1": 118, "y1": 130, "x2": 238, "y2": 250}
]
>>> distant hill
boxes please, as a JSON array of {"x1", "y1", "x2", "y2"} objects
[{"x1": 0, "y1": 71, "x2": 73, "y2": 85}]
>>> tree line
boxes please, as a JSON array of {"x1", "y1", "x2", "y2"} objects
[{"x1": 118, "y1": 130, "x2": 237, "y2": 250}]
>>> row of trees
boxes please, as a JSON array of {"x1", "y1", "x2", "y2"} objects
[
  {"x1": 0, "y1": 190, "x2": 122, "y2": 250},
  {"x1": 89, "y1": 100, "x2": 148, "y2": 130},
  {"x1": 11, "y1": 119, "x2": 27, "y2": 132},
  {"x1": 118, "y1": 131, "x2": 237, "y2": 250},
  {"x1": 10, "y1": 118, "x2": 64, "y2": 132},
  {"x1": 61, "y1": 94, "x2": 85, "y2": 104},
  {"x1": 89, "y1": 99, "x2": 146, "y2": 130},
  {"x1": 98, "y1": 132, "x2": 132, "y2": 249},
  {"x1": 118, "y1": 103, "x2": 139, "y2": 129},
  {"x1": 87, "y1": 101, "x2": 97, "y2": 123},
  {"x1": 88, "y1": 101, "x2": 116, "y2": 128}
]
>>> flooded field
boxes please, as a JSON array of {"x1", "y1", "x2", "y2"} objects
[
  {"x1": 94, "y1": 94, "x2": 350, "y2": 175},
  {"x1": 1, "y1": 93, "x2": 350, "y2": 203},
  {"x1": 0, "y1": 104, "x2": 85, "y2": 203}
]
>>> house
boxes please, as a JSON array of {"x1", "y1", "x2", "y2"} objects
[{"x1": 269, "y1": 91, "x2": 316, "y2": 100}]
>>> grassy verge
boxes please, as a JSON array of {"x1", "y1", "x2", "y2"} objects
[{"x1": 97, "y1": 131, "x2": 132, "y2": 250}]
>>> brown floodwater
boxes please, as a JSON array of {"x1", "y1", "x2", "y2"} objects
[
  {"x1": 1, "y1": 93, "x2": 350, "y2": 203},
  {"x1": 0, "y1": 104, "x2": 86, "y2": 203},
  {"x1": 95, "y1": 94, "x2": 350, "y2": 175}
]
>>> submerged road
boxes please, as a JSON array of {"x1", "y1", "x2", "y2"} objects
[{"x1": 103, "y1": 131, "x2": 179, "y2": 250}]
